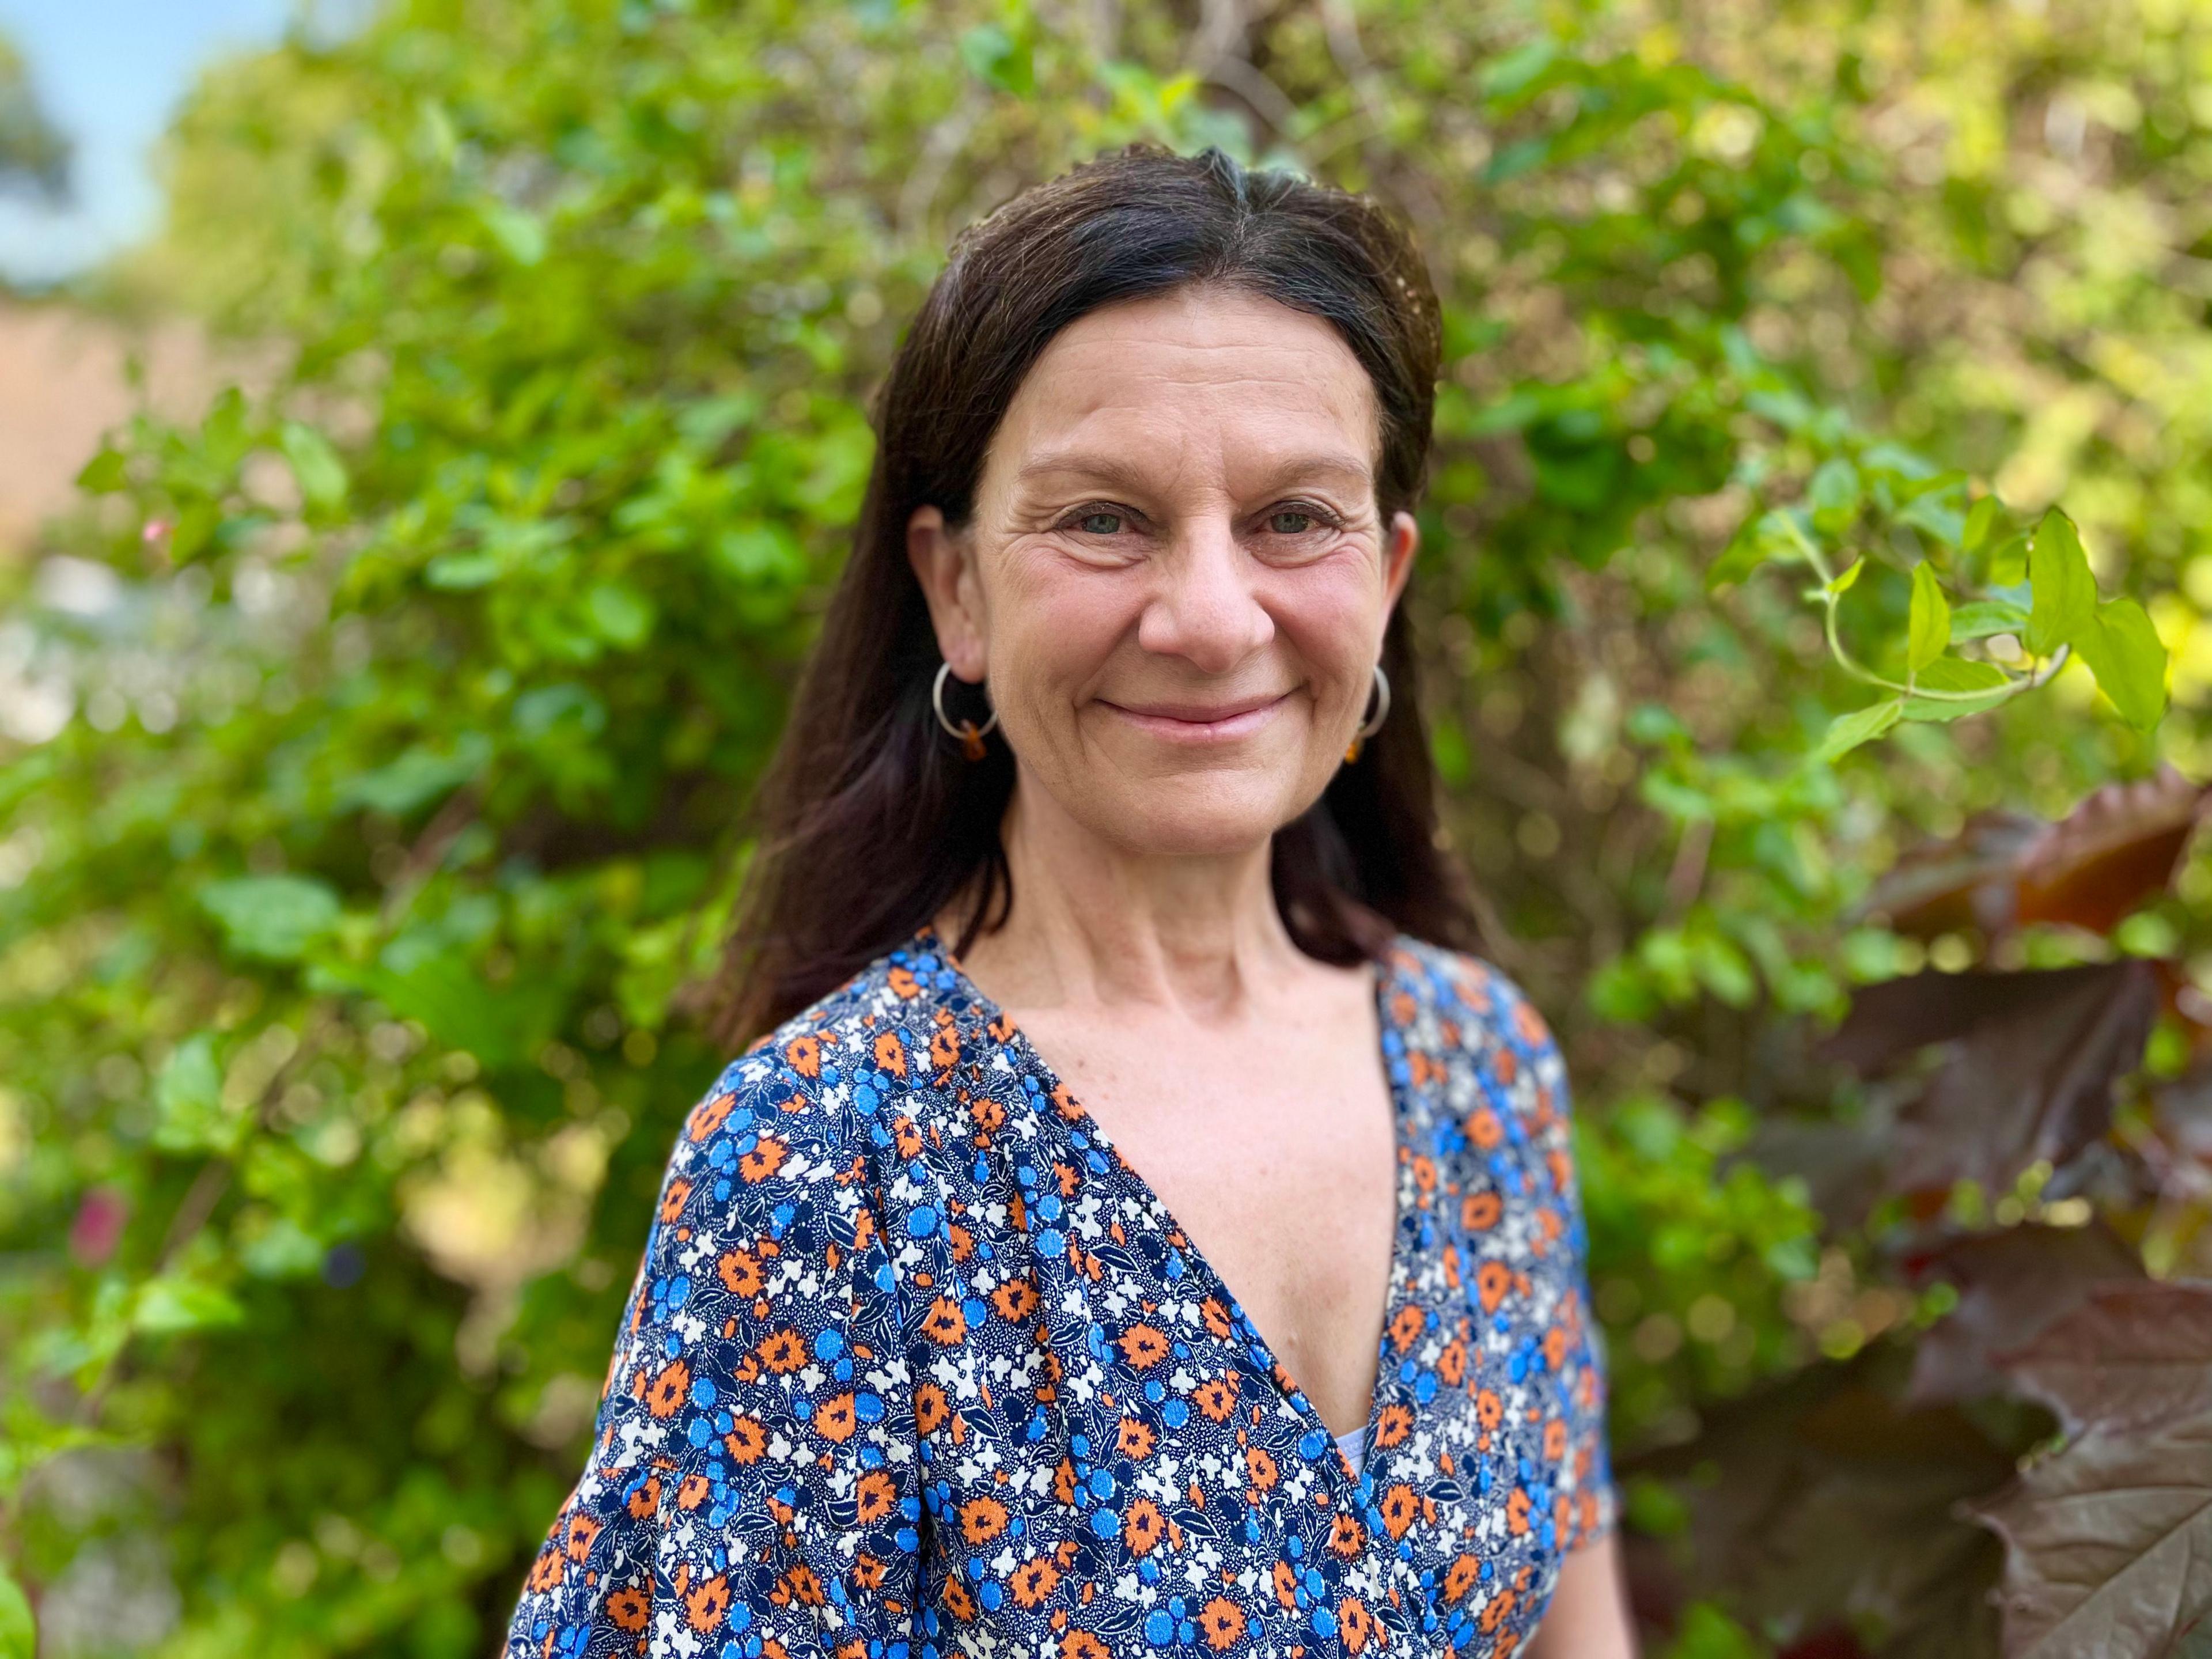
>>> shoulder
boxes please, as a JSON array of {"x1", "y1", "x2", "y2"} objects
[
  {"x1": 1384, "y1": 934, "x2": 1562, "y2": 1060},
  {"x1": 661, "y1": 937, "x2": 951, "y2": 1213}
]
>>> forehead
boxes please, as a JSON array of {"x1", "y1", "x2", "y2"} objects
[{"x1": 983, "y1": 286, "x2": 1380, "y2": 497}]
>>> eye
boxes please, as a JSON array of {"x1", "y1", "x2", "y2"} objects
[
  {"x1": 1062, "y1": 504, "x2": 1135, "y2": 536},
  {"x1": 1264, "y1": 502, "x2": 1340, "y2": 536}
]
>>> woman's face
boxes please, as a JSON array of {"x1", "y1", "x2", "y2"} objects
[{"x1": 907, "y1": 284, "x2": 1418, "y2": 859}]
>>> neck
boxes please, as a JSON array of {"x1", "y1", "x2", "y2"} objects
[{"x1": 938, "y1": 773, "x2": 1310, "y2": 1022}]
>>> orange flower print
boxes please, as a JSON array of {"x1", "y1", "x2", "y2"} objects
[
  {"x1": 1062, "y1": 1635, "x2": 1111, "y2": 1659},
  {"x1": 739, "y1": 1136, "x2": 789, "y2": 1183},
  {"x1": 1469, "y1": 1107, "x2": 1503, "y2": 1149},
  {"x1": 914, "y1": 1381, "x2": 950, "y2": 1435},
  {"x1": 1202, "y1": 1297, "x2": 1234, "y2": 1337},
  {"x1": 1116, "y1": 1323, "x2": 1169, "y2": 1368},
  {"x1": 1339, "y1": 1596, "x2": 1374, "y2": 1654},
  {"x1": 991, "y1": 1277, "x2": 1038, "y2": 1321},
  {"x1": 1507, "y1": 1487, "x2": 1532, "y2": 1535},
  {"x1": 758, "y1": 1328, "x2": 806, "y2": 1373},
  {"x1": 942, "y1": 1574, "x2": 977, "y2": 1622},
  {"x1": 958, "y1": 1495, "x2": 1009, "y2": 1545},
  {"x1": 1463, "y1": 1190, "x2": 1502, "y2": 1230},
  {"x1": 1272, "y1": 1560, "x2": 1299, "y2": 1608},
  {"x1": 815, "y1": 1392, "x2": 858, "y2": 1442},
  {"x1": 685, "y1": 1090, "x2": 734, "y2": 1142},
  {"x1": 1443, "y1": 1552, "x2": 1482, "y2": 1604},
  {"x1": 921, "y1": 1296, "x2": 968, "y2": 1345},
  {"x1": 1245, "y1": 1446, "x2": 1278, "y2": 1491},
  {"x1": 1374, "y1": 1403, "x2": 1414, "y2": 1448},
  {"x1": 1328, "y1": 1513, "x2": 1365, "y2": 1557},
  {"x1": 645, "y1": 1359, "x2": 690, "y2": 1418},
  {"x1": 1009, "y1": 1555, "x2": 1062, "y2": 1609},
  {"x1": 677, "y1": 1472, "x2": 710, "y2": 1510},
  {"x1": 624, "y1": 1472, "x2": 660, "y2": 1520},
  {"x1": 724, "y1": 1414, "x2": 768, "y2": 1463},
  {"x1": 854, "y1": 1469, "x2": 897, "y2": 1524},
  {"x1": 1122, "y1": 1496, "x2": 1167, "y2": 1556},
  {"x1": 527, "y1": 1543, "x2": 565, "y2": 1593},
  {"x1": 873, "y1": 1030, "x2": 908, "y2": 1076},
  {"x1": 1194, "y1": 1376, "x2": 1238, "y2": 1422},
  {"x1": 1476, "y1": 1388, "x2": 1504, "y2": 1429},
  {"x1": 1378, "y1": 1482, "x2": 1418, "y2": 1540},
  {"x1": 1478, "y1": 1259, "x2": 1513, "y2": 1312},
  {"x1": 1437, "y1": 1338, "x2": 1468, "y2": 1387},
  {"x1": 1389, "y1": 1304, "x2": 1426, "y2": 1353},
  {"x1": 1199, "y1": 1596, "x2": 1247, "y2": 1651},
  {"x1": 563, "y1": 1512, "x2": 601, "y2": 1562},
  {"x1": 605, "y1": 1584, "x2": 650, "y2": 1631},
  {"x1": 659, "y1": 1177, "x2": 692, "y2": 1223},
  {"x1": 784, "y1": 1034, "x2": 821, "y2": 1077},
  {"x1": 1116, "y1": 1416, "x2": 1157, "y2": 1459},
  {"x1": 718, "y1": 1245, "x2": 764, "y2": 1297},
  {"x1": 1544, "y1": 1417, "x2": 1569, "y2": 1460},
  {"x1": 777, "y1": 1565, "x2": 825, "y2": 1607},
  {"x1": 685, "y1": 1572, "x2": 732, "y2": 1632}
]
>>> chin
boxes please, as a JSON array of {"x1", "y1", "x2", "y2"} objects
[{"x1": 1096, "y1": 771, "x2": 1323, "y2": 858}]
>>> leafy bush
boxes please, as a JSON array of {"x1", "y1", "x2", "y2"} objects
[{"x1": 6, "y1": 0, "x2": 2212, "y2": 1654}]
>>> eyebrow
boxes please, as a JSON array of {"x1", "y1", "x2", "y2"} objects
[{"x1": 1012, "y1": 448, "x2": 1374, "y2": 495}]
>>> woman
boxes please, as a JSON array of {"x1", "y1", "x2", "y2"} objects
[{"x1": 505, "y1": 145, "x2": 1633, "y2": 1658}]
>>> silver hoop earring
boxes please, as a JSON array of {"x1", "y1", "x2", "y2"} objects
[
  {"x1": 932, "y1": 660, "x2": 999, "y2": 760},
  {"x1": 1344, "y1": 664, "x2": 1390, "y2": 763}
]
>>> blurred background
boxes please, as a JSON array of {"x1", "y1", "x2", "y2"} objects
[{"x1": 6, "y1": 1, "x2": 2212, "y2": 1655}]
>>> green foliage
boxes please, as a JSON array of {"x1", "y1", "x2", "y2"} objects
[{"x1": 7, "y1": 0, "x2": 2212, "y2": 1653}]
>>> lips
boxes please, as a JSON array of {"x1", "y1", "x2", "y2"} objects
[{"x1": 1099, "y1": 691, "x2": 1291, "y2": 741}]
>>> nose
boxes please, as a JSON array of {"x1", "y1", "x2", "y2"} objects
[{"x1": 1134, "y1": 515, "x2": 1275, "y2": 673}]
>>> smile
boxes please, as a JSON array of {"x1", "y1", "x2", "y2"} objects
[{"x1": 1097, "y1": 692, "x2": 1291, "y2": 743}]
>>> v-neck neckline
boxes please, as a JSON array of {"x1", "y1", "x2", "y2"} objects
[{"x1": 908, "y1": 921, "x2": 1425, "y2": 1499}]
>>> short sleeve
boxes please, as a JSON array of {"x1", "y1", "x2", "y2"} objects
[
  {"x1": 503, "y1": 1054, "x2": 920, "y2": 1657},
  {"x1": 1502, "y1": 976, "x2": 1618, "y2": 1550}
]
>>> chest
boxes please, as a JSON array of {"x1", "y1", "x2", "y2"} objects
[{"x1": 1005, "y1": 989, "x2": 1400, "y2": 1433}]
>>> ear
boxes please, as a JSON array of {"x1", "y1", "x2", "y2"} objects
[
  {"x1": 1381, "y1": 509, "x2": 1420, "y2": 618},
  {"x1": 906, "y1": 503, "x2": 988, "y2": 679}
]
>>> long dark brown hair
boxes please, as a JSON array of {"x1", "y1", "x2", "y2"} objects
[{"x1": 706, "y1": 143, "x2": 1481, "y2": 1047}]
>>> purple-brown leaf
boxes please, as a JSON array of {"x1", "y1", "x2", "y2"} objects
[
  {"x1": 1863, "y1": 766, "x2": 2209, "y2": 944},
  {"x1": 1887, "y1": 959, "x2": 2161, "y2": 1196},
  {"x1": 1972, "y1": 1409, "x2": 2212, "y2": 1658},
  {"x1": 1906, "y1": 1222, "x2": 2143, "y2": 1408},
  {"x1": 1993, "y1": 1280, "x2": 2212, "y2": 1434}
]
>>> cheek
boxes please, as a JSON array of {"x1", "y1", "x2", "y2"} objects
[
  {"x1": 1263, "y1": 559, "x2": 1388, "y2": 681},
  {"x1": 988, "y1": 556, "x2": 1138, "y2": 690}
]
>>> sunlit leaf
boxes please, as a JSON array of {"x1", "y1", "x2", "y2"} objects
[
  {"x1": 2073, "y1": 596, "x2": 2168, "y2": 732},
  {"x1": 2025, "y1": 508, "x2": 2096, "y2": 659},
  {"x1": 1908, "y1": 563, "x2": 1950, "y2": 675},
  {"x1": 1811, "y1": 699, "x2": 1902, "y2": 765}
]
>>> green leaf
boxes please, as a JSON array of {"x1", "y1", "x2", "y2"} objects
[
  {"x1": 1812, "y1": 699, "x2": 1903, "y2": 764},
  {"x1": 134, "y1": 1276, "x2": 245, "y2": 1335},
  {"x1": 279, "y1": 422, "x2": 349, "y2": 517},
  {"x1": 1949, "y1": 599, "x2": 2030, "y2": 642},
  {"x1": 1908, "y1": 562, "x2": 1949, "y2": 675},
  {"x1": 2027, "y1": 507, "x2": 2097, "y2": 658},
  {"x1": 959, "y1": 24, "x2": 1033, "y2": 94},
  {"x1": 0, "y1": 1559, "x2": 31, "y2": 1659},
  {"x1": 75, "y1": 447, "x2": 128, "y2": 494},
  {"x1": 1962, "y1": 494, "x2": 1999, "y2": 554},
  {"x1": 480, "y1": 200, "x2": 547, "y2": 266},
  {"x1": 585, "y1": 580, "x2": 656, "y2": 649},
  {"x1": 336, "y1": 736, "x2": 488, "y2": 816},
  {"x1": 2073, "y1": 597, "x2": 2169, "y2": 731},
  {"x1": 198, "y1": 875, "x2": 343, "y2": 961},
  {"x1": 153, "y1": 1034, "x2": 240, "y2": 1154},
  {"x1": 1900, "y1": 656, "x2": 2014, "y2": 721},
  {"x1": 1828, "y1": 555, "x2": 1865, "y2": 596}
]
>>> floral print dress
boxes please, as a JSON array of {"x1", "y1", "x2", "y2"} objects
[{"x1": 504, "y1": 923, "x2": 1615, "y2": 1659}]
